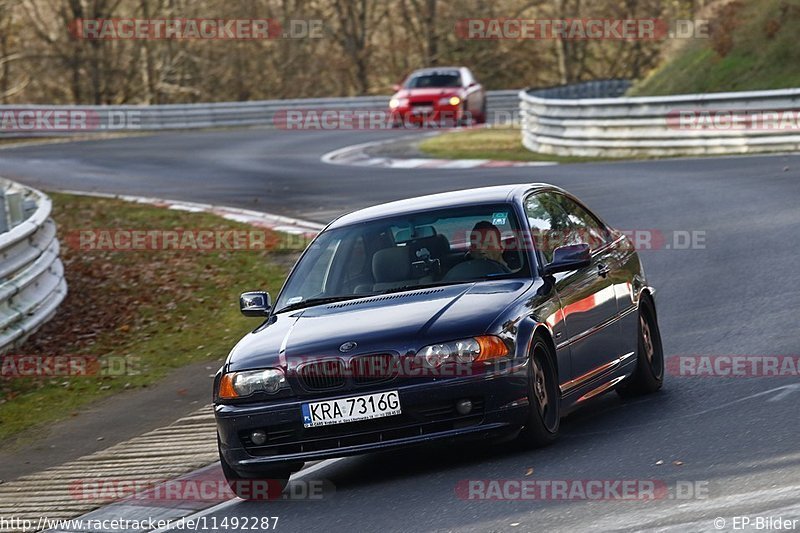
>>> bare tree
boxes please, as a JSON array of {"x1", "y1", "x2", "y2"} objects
[{"x1": 0, "y1": 0, "x2": 700, "y2": 104}]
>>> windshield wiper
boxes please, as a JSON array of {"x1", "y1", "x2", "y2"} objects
[
  {"x1": 275, "y1": 295, "x2": 364, "y2": 314},
  {"x1": 375, "y1": 281, "x2": 465, "y2": 295},
  {"x1": 276, "y1": 282, "x2": 470, "y2": 313}
]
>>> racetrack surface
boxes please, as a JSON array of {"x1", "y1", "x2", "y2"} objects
[{"x1": 2, "y1": 130, "x2": 799, "y2": 532}]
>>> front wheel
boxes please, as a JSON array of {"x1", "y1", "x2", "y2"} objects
[
  {"x1": 617, "y1": 297, "x2": 664, "y2": 397},
  {"x1": 518, "y1": 335, "x2": 560, "y2": 448},
  {"x1": 476, "y1": 100, "x2": 488, "y2": 124},
  {"x1": 218, "y1": 438, "x2": 296, "y2": 500}
]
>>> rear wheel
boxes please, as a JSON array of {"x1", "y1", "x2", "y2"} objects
[
  {"x1": 617, "y1": 297, "x2": 663, "y2": 397},
  {"x1": 518, "y1": 335, "x2": 560, "y2": 447},
  {"x1": 217, "y1": 438, "x2": 297, "y2": 500}
]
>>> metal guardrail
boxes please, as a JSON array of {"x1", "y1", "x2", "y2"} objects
[
  {"x1": 520, "y1": 80, "x2": 800, "y2": 157},
  {"x1": 0, "y1": 91, "x2": 522, "y2": 136},
  {"x1": 0, "y1": 178, "x2": 67, "y2": 354}
]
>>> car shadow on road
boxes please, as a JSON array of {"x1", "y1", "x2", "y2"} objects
[{"x1": 311, "y1": 388, "x2": 675, "y2": 492}]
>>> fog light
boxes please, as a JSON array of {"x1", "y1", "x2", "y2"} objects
[
  {"x1": 250, "y1": 430, "x2": 267, "y2": 446},
  {"x1": 455, "y1": 399, "x2": 473, "y2": 415}
]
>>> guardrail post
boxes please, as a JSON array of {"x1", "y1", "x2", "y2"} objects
[
  {"x1": 0, "y1": 190, "x2": 7, "y2": 233},
  {"x1": 6, "y1": 192, "x2": 24, "y2": 228}
]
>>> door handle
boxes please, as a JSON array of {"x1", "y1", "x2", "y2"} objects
[{"x1": 597, "y1": 263, "x2": 611, "y2": 277}]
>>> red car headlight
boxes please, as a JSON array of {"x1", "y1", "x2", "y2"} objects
[
  {"x1": 389, "y1": 97, "x2": 409, "y2": 109},
  {"x1": 438, "y1": 96, "x2": 461, "y2": 106}
]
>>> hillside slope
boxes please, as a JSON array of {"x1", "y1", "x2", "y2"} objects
[{"x1": 630, "y1": 0, "x2": 800, "y2": 95}]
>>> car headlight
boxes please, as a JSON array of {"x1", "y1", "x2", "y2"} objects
[
  {"x1": 439, "y1": 96, "x2": 461, "y2": 106},
  {"x1": 417, "y1": 336, "x2": 508, "y2": 368},
  {"x1": 218, "y1": 368, "x2": 287, "y2": 399},
  {"x1": 389, "y1": 98, "x2": 408, "y2": 109}
]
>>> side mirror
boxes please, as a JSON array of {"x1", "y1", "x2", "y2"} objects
[
  {"x1": 240, "y1": 291, "x2": 271, "y2": 317},
  {"x1": 543, "y1": 243, "x2": 591, "y2": 276},
  {"x1": 392, "y1": 84, "x2": 401, "y2": 92}
]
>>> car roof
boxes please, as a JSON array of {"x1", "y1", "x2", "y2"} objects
[
  {"x1": 409, "y1": 67, "x2": 464, "y2": 75},
  {"x1": 328, "y1": 183, "x2": 556, "y2": 229}
]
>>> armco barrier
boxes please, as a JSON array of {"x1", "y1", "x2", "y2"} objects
[
  {"x1": 519, "y1": 80, "x2": 800, "y2": 157},
  {"x1": 0, "y1": 178, "x2": 67, "y2": 354},
  {"x1": 0, "y1": 91, "x2": 521, "y2": 136}
]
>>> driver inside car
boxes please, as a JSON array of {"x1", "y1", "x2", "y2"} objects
[{"x1": 444, "y1": 221, "x2": 510, "y2": 281}]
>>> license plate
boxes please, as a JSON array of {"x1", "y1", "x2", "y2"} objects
[
  {"x1": 301, "y1": 391, "x2": 401, "y2": 428},
  {"x1": 413, "y1": 106, "x2": 433, "y2": 115}
]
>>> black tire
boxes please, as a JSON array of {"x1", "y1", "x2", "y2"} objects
[
  {"x1": 456, "y1": 113, "x2": 467, "y2": 127},
  {"x1": 217, "y1": 438, "x2": 295, "y2": 500},
  {"x1": 518, "y1": 335, "x2": 560, "y2": 447},
  {"x1": 477, "y1": 101, "x2": 488, "y2": 124},
  {"x1": 617, "y1": 297, "x2": 664, "y2": 397}
]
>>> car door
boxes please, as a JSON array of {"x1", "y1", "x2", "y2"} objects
[{"x1": 524, "y1": 192, "x2": 622, "y2": 389}]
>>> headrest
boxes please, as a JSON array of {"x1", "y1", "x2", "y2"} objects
[
  {"x1": 372, "y1": 247, "x2": 411, "y2": 282},
  {"x1": 395, "y1": 225, "x2": 436, "y2": 243}
]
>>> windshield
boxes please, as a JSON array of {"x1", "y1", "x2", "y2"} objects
[
  {"x1": 274, "y1": 204, "x2": 530, "y2": 313},
  {"x1": 405, "y1": 72, "x2": 462, "y2": 89}
]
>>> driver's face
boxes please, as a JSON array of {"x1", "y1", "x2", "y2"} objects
[{"x1": 469, "y1": 228, "x2": 504, "y2": 262}]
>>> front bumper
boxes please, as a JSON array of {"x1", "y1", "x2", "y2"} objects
[
  {"x1": 216, "y1": 366, "x2": 529, "y2": 474},
  {"x1": 390, "y1": 104, "x2": 462, "y2": 126}
]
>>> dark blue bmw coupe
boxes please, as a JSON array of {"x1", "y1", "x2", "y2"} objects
[{"x1": 214, "y1": 184, "x2": 663, "y2": 497}]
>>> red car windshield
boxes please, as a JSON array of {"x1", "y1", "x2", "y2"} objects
[{"x1": 405, "y1": 73, "x2": 462, "y2": 89}]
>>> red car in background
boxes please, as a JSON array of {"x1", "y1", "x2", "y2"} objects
[{"x1": 389, "y1": 67, "x2": 487, "y2": 127}]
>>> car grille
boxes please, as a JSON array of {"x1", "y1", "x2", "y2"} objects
[
  {"x1": 351, "y1": 354, "x2": 397, "y2": 385},
  {"x1": 297, "y1": 360, "x2": 345, "y2": 391},
  {"x1": 240, "y1": 397, "x2": 486, "y2": 456},
  {"x1": 410, "y1": 100, "x2": 434, "y2": 107}
]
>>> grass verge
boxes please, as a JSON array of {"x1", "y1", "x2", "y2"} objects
[
  {"x1": 417, "y1": 127, "x2": 610, "y2": 164},
  {"x1": 0, "y1": 193, "x2": 297, "y2": 442}
]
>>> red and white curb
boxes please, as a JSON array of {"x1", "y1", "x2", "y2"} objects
[
  {"x1": 54, "y1": 191, "x2": 325, "y2": 238},
  {"x1": 321, "y1": 135, "x2": 558, "y2": 169}
]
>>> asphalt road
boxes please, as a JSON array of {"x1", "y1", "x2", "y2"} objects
[{"x1": 2, "y1": 130, "x2": 800, "y2": 532}]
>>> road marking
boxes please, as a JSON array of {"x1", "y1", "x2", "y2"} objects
[
  {"x1": 690, "y1": 384, "x2": 800, "y2": 416},
  {"x1": 568, "y1": 383, "x2": 800, "y2": 437},
  {"x1": 149, "y1": 458, "x2": 345, "y2": 533},
  {"x1": 53, "y1": 190, "x2": 324, "y2": 237},
  {"x1": 320, "y1": 134, "x2": 557, "y2": 169},
  {"x1": 586, "y1": 483, "x2": 800, "y2": 532},
  {"x1": 767, "y1": 383, "x2": 800, "y2": 402}
]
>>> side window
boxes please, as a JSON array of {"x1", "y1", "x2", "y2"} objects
[
  {"x1": 554, "y1": 195, "x2": 610, "y2": 251},
  {"x1": 524, "y1": 193, "x2": 573, "y2": 264}
]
